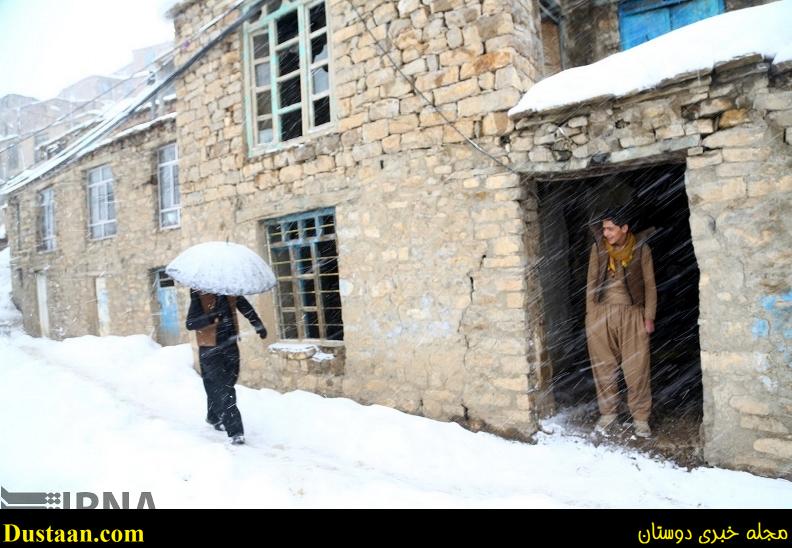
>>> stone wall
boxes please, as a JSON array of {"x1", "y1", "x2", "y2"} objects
[
  {"x1": 168, "y1": 0, "x2": 553, "y2": 438},
  {"x1": 508, "y1": 54, "x2": 792, "y2": 477}
]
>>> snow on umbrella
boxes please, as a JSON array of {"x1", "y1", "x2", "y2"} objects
[{"x1": 166, "y1": 241, "x2": 277, "y2": 296}]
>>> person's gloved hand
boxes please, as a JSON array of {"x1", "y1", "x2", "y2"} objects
[{"x1": 256, "y1": 325, "x2": 268, "y2": 339}]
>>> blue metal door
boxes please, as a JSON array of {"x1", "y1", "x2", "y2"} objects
[
  {"x1": 619, "y1": 0, "x2": 724, "y2": 50},
  {"x1": 155, "y1": 269, "x2": 180, "y2": 346},
  {"x1": 670, "y1": 0, "x2": 723, "y2": 28}
]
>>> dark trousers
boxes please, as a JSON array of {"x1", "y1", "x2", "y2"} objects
[{"x1": 199, "y1": 343, "x2": 243, "y2": 437}]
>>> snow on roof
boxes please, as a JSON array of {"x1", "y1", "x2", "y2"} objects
[
  {"x1": 775, "y1": 42, "x2": 792, "y2": 66},
  {"x1": 1, "y1": 84, "x2": 172, "y2": 196},
  {"x1": 37, "y1": 119, "x2": 101, "y2": 151},
  {"x1": 76, "y1": 112, "x2": 177, "y2": 158},
  {"x1": 509, "y1": 0, "x2": 792, "y2": 119}
]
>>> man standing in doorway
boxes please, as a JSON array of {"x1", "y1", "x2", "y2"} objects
[{"x1": 585, "y1": 208, "x2": 657, "y2": 438}]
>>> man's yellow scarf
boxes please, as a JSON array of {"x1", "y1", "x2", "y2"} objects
[{"x1": 604, "y1": 232, "x2": 636, "y2": 274}]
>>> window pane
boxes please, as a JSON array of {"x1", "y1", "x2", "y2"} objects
[
  {"x1": 279, "y1": 290, "x2": 295, "y2": 308},
  {"x1": 284, "y1": 221, "x2": 299, "y2": 240},
  {"x1": 302, "y1": 218, "x2": 316, "y2": 237},
  {"x1": 89, "y1": 169, "x2": 99, "y2": 184},
  {"x1": 282, "y1": 310, "x2": 296, "y2": 323},
  {"x1": 275, "y1": 262, "x2": 292, "y2": 277},
  {"x1": 265, "y1": 0, "x2": 282, "y2": 16},
  {"x1": 253, "y1": 33, "x2": 269, "y2": 59},
  {"x1": 298, "y1": 278, "x2": 315, "y2": 294},
  {"x1": 311, "y1": 35, "x2": 328, "y2": 64},
  {"x1": 323, "y1": 307, "x2": 342, "y2": 325},
  {"x1": 278, "y1": 43, "x2": 300, "y2": 76},
  {"x1": 297, "y1": 245, "x2": 312, "y2": 261},
  {"x1": 159, "y1": 145, "x2": 175, "y2": 163},
  {"x1": 257, "y1": 91, "x2": 272, "y2": 117},
  {"x1": 281, "y1": 109, "x2": 303, "y2": 141},
  {"x1": 326, "y1": 324, "x2": 343, "y2": 341},
  {"x1": 311, "y1": 66, "x2": 329, "y2": 94},
  {"x1": 162, "y1": 210, "x2": 178, "y2": 227},
  {"x1": 276, "y1": 10, "x2": 298, "y2": 44},
  {"x1": 303, "y1": 309, "x2": 319, "y2": 325},
  {"x1": 280, "y1": 75, "x2": 301, "y2": 108},
  {"x1": 320, "y1": 214, "x2": 335, "y2": 233},
  {"x1": 98, "y1": 185, "x2": 107, "y2": 220},
  {"x1": 309, "y1": 3, "x2": 326, "y2": 32},
  {"x1": 296, "y1": 262, "x2": 313, "y2": 275},
  {"x1": 279, "y1": 280, "x2": 294, "y2": 295},
  {"x1": 258, "y1": 119, "x2": 274, "y2": 144},
  {"x1": 106, "y1": 184, "x2": 115, "y2": 220},
  {"x1": 318, "y1": 255, "x2": 337, "y2": 275},
  {"x1": 255, "y1": 62, "x2": 271, "y2": 86},
  {"x1": 283, "y1": 324, "x2": 299, "y2": 338},
  {"x1": 161, "y1": 184, "x2": 173, "y2": 209},
  {"x1": 105, "y1": 221, "x2": 117, "y2": 237},
  {"x1": 101, "y1": 166, "x2": 112, "y2": 181},
  {"x1": 172, "y1": 168, "x2": 180, "y2": 205},
  {"x1": 322, "y1": 291, "x2": 341, "y2": 309},
  {"x1": 305, "y1": 320, "x2": 320, "y2": 339},
  {"x1": 91, "y1": 225, "x2": 102, "y2": 239},
  {"x1": 313, "y1": 96, "x2": 330, "y2": 127},
  {"x1": 300, "y1": 291, "x2": 316, "y2": 307},
  {"x1": 271, "y1": 246, "x2": 289, "y2": 262},
  {"x1": 320, "y1": 274, "x2": 339, "y2": 291},
  {"x1": 90, "y1": 187, "x2": 100, "y2": 224},
  {"x1": 317, "y1": 239, "x2": 336, "y2": 257},
  {"x1": 247, "y1": 6, "x2": 263, "y2": 23},
  {"x1": 160, "y1": 165, "x2": 172, "y2": 189}
]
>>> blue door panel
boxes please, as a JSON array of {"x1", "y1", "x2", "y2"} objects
[
  {"x1": 671, "y1": 0, "x2": 724, "y2": 29},
  {"x1": 620, "y1": 7, "x2": 671, "y2": 50},
  {"x1": 155, "y1": 269, "x2": 180, "y2": 346},
  {"x1": 619, "y1": 0, "x2": 725, "y2": 50}
]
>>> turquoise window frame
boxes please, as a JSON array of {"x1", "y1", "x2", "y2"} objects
[
  {"x1": 242, "y1": 0, "x2": 334, "y2": 157},
  {"x1": 264, "y1": 207, "x2": 343, "y2": 342}
]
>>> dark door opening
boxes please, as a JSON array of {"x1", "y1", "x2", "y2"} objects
[{"x1": 536, "y1": 163, "x2": 702, "y2": 458}]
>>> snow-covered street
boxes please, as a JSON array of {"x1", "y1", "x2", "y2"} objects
[{"x1": 1, "y1": 249, "x2": 791, "y2": 508}]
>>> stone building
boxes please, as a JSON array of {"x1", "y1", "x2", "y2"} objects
[
  {"x1": 4, "y1": 97, "x2": 181, "y2": 342},
  {"x1": 3, "y1": 0, "x2": 790, "y2": 478}
]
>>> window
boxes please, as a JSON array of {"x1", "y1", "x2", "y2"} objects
[
  {"x1": 34, "y1": 132, "x2": 48, "y2": 162},
  {"x1": 7, "y1": 143, "x2": 19, "y2": 170},
  {"x1": 618, "y1": 0, "x2": 724, "y2": 50},
  {"x1": 265, "y1": 208, "x2": 343, "y2": 341},
  {"x1": 539, "y1": 0, "x2": 563, "y2": 76},
  {"x1": 37, "y1": 187, "x2": 56, "y2": 252},
  {"x1": 87, "y1": 165, "x2": 117, "y2": 240},
  {"x1": 244, "y1": 0, "x2": 332, "y2": 150},
  {"x1": 157, "y1": 143, "x2": 180, "y2": 228}
]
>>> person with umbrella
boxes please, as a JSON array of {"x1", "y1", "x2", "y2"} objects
[
  {"x1": 167, "y1": 241, "x2": 277, "y2": 446},
  {"x1": 186, "y1": 289, "x2": 267, "y2": 445}
]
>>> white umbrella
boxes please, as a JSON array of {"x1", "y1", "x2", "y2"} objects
[{"x1": 166, "y1": 241, "x2": 277, "y2": 296}]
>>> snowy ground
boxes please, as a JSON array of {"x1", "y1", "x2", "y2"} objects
[{"x1": 1, "y1": 247, "x2": 791, "y2": 508}]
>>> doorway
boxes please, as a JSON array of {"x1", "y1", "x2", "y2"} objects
[
  {"x1": 537, "y1": 163, "x2": 703, "y2": 460},
  {"x1": 152, "y1": 268, "x2": 180, "y2": 346}
]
